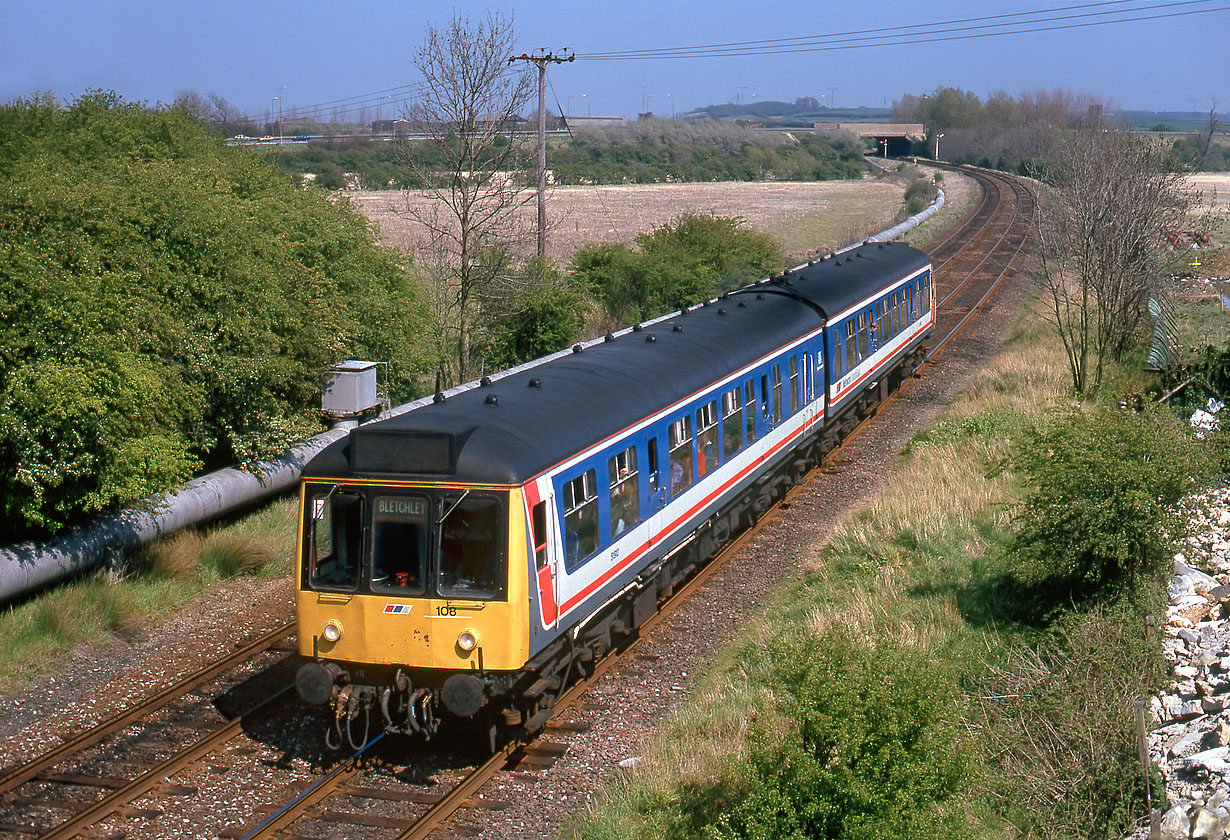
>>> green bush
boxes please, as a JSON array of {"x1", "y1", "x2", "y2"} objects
[
  {"x1": 1009, "y1": 406, "x2": 1214, "y2": 602},
  {"x1": 482, "y1": 259, "x2": 590, "y2": 368},
  {"x1": 572, "y1": 213, "x2": 782, "y2": 324},
  {"x1": 0, "y1": 92, "x2": 427, "y2": 538},
  {"x1": 675, "y1": 632, "x2": 971, "y2": 840}
]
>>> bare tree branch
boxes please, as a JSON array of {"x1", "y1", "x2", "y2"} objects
[{"x1": 396, "y1": 12, "x2": 535, "y2": 386}]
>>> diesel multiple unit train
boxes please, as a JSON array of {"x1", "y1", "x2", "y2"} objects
[{"x1": 293, "y1": 240, "x2": 934, "y2": 748}]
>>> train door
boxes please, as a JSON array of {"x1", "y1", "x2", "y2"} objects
[
  {"x1": 646, "y1": 435, "x2": 665, "y2": 511},
  {"x1": 529, "y1": 490, "x2": 559, "y2": 630}
]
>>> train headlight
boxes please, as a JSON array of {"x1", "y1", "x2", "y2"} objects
[
  {"x1": 457, "y1": 630, "x2": 478, "y2": 651},
  {"x1": 322, "y1": 621, "x2": 342, "y2": 643}
]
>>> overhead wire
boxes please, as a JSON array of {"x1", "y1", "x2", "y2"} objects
[
  {"x1": 579, "y1": 0, "x2": 1228, "y2": 59},
  {"x1": 230, "y1": 0, "x2": 1227, "y2": 122}
]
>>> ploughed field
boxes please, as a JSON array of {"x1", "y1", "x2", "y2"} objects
[{"x1": 347, "y1": 179, "x2": 909, "y2": 264}]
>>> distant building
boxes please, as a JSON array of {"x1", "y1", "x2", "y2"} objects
[{"x1": 813, "y1": 123, "x2": 926, "y2": 142}]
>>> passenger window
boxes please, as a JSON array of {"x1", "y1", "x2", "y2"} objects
[
  {"x1": 668, "y1": 415, "x2": 693, "y2": 496},
  {"x1": 532, "y1": 501, "x2": 547, "y2": 568},
  {"x1": 891, "y1": 292, "x2": 900, "y2": 335},
  {"x1": 563, "y1": 470, "x2": 599, "y2": 569},
  {"x1": 858, "y1": 312, "x2": 867, "y2": 360},
  {"x1": 772, "y1": 366, "x2": 783, "y2": 424},
  {"x1": 438, "y1": 495, "x2": 504, "y2": 599},
  {"x1": 881, "y1": 300, "x2": 891, "y2": 338},
  {"x1": 696, "y1": 402, "x2": 718, "y2": 478},
  {"x1": 789, "y1": 357, "x2": 799, "y2": 414},
  {"x1": 900, "y1": 288, "x2": 908, "y2": 326},
  {"x1": 308, "y1": 491, "x2": 362, "y2": 591},
  {"x1": 722, "y1": 387, "x2": 743, "y2": 459},
  {"x1": 921, "y1": 275, "x2": 930, "y2": 315},
  {"x1": 744, "y1": 381, "x2": 757, "y2": 443},
  {"x1": 371, "y1": 495, "x2": 429, "y2": 595},
  {"x1": 607, "y1": 447, "x2": 639, "y2": 538},
  {"x1": 845, "y1": 321, "x2": 856, "y2": 371},
  {"x1": 915, "y1": 279, "x2": 923, "y2": 318}
]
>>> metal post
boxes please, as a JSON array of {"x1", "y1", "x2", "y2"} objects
[
  {"x1": 508, "y1": 50, "x2": 574, "y2": 259},
  {"x1": 537, "y1": 61, "x2": 547, "y2": 257}
]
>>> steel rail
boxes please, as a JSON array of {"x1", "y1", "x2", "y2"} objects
[
  {"x1": 37, "y1": 686, "x2": 292, "y2": 840},
  {"x1": 0, "y1": 621, "x2": 294, "y2": 798}
]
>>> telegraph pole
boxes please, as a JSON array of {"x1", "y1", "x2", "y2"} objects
[{"x1": 509, "y1": 49, "x2": 574, "y2": 257}]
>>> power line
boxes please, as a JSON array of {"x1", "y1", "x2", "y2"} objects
[{"x1": 579, "y1": 0, "x2": 1228, "y2": 60}]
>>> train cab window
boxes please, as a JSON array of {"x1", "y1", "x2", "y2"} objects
[
  {"x1": 789, "y1": 356, "x2": 799, "y2": 414},
  {"x1": 668, "y1": 415, "x2": 693, "y2": 496},
  {"x1": 608, "y1": 447, "x2": 639, "y2": 538},
  {"x1": 370, "y1": 495, "x2": 429, "y2": 595},
  {"x1": 744, "y1": 381, "x2": 757, "y2": 444},
  {"x1": 563, "y1": 470, "x2": 599, "y2": 569},
  {"x1": 438, "y1": 494, "x2": 505, "y2": 599},
  {"x1": 845, "y1": 321, "x2": 856, "y2": 371},
  {"x1": 307, "y1": 489, "x2": 362, "y2": 591},
  {"x1": 532, "y1": 501, "x2": 548, "y2": 568},
  {"x1": 772, "y1": 366, "x2": 783, "y2": 424},
  {"x1": 696, "y1": 401, "x2": 718, "y2": 478},
  {"x1": 857, "y1": 312, "x2": 868, "y2": 360},
  {"x1": 722, "y1": 387, "x2": 743, "y2": 459}
]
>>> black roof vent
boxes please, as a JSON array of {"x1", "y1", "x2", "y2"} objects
[
  {"x1": 484, "y1": 394, "x2": 499, "y2": 405},
  {"x1": 680, "y1": 306, "x2": 689, "y2": 314},
  {"x1": 877, "y1": 242, "x2": 885, "y2": 249},
  {"x1": 572, "y1": 344, "x2": 584, "y2": 354},
  {"x1": 673, "y1": 324, "x2": 683, "y2": 332},
  {"x1": 633, "y1": 324, "x2": 643, "y2": 332},
  {"x1": 646, "y1": 335, "x2": 657, "y2": 343},
  {"x1": 718, "y1": 307, "x2": 727, "y2": 315},
  {"x1": 738, "y1": 301, "x2": 748, "y2": 308},
  {"x1": 756, "y1": 293, "x2": 765, "y2": 300},
  {"x1": 721, "y1": 292, "x2": 730, "y2": 300},
  {"x1": 480, "y1": 375, "x2": 492, "y2": 386},
  {"x1": 604, "y1": 332, "x2": 615, "y2": 342},
  {"x1": 433, "y1": 391, "x2": 446, "y2": 404},
  {"x1": 528, "y1": 377, "x2": 542, "y2": 388}
]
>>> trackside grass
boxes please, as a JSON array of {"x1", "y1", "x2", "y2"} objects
[
  {"x1": 0, "y1": 498, "x2": 296, "y2": 688},
  {"x1": 570, "y1": 302, "x2": 1180, "y2": 838}
]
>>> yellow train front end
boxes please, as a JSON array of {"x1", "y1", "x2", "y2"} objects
[{"x1": 293, "y1": 478, "x2": 529, "y2": 747}]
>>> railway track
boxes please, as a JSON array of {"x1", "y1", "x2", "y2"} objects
[
  {"x1": 0, "y1": 622, "x2": 295, "y2": 839},
  {"x1": 925, "y1": 165, "x2": 1035, "y2": 356},
  {"x1": 0, "y1": 164, "x2": 1034, "y2": 840}
]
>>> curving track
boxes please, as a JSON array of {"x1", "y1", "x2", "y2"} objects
[{"x1": 0, "y1": 164, "x2": 1034, "y2": 840}]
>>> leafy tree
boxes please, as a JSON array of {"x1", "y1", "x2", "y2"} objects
[
  {"x1": 0, "y1": 92, "x2": 426, "y2": 538},
  {"x1": 572, "y1": 212, "x2": 782, "y2": 324}
]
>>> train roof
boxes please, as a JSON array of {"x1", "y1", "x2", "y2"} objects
[{"x1": 303, "y1": 241, "x2": 930, "y2": 486}]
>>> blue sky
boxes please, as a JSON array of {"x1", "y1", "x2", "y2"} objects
[{"x1": 1, "y1": 1, "x2": 1226, "y2": 121}]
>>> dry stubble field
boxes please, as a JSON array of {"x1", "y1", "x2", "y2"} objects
[{"x1": 348, "y1": 178, "x2": 912, "y2": 265}]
